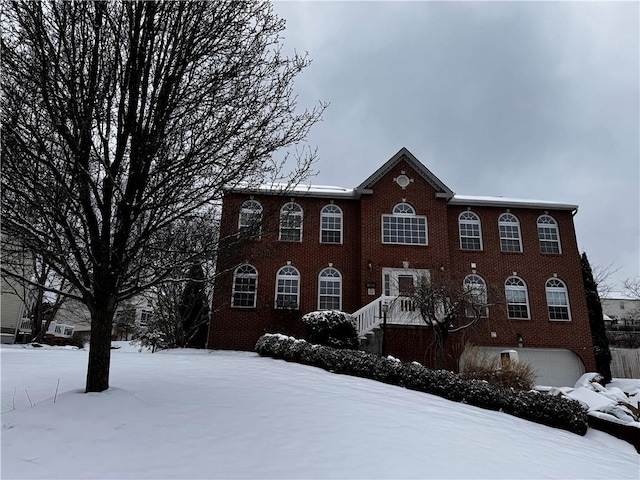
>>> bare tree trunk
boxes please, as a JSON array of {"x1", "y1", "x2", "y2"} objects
[{"x1": 86, "y1": 309, "x2": 115, "y2": 392}]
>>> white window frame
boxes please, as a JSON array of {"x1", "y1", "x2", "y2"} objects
[
  {"x1": 459, "y1": 211, "x2": 483, "y2": 251},
  {"x1": 546, "y1": 278, "x2": 571, "y2": 321},
  {"x1": 275, "y1": 265, "x2": 300, "y2": 309},
  {"x1": 320, "y1": 204, "x2": 343, "y2": 244},
  {"x1": 498, "y1": 213, "x2": 523, "y2": 253},
  {"x1": 238, "y1": 199, "x2": 263, "y2": 238},
  {"x1": 231, "y1": 264, "x2": 258, "y2": 308},
  {"x1": 318, "y1": 267, "x2": 342, "y2": 310},
  {"x1": 382, "y1": 203, "x2": 428, "y2": 245},
  {"x1": 537, "y1": 215, "x2": 562, "y2": 254},
  {"x1": 505, "y1": 276, "x2": 530, "y2": 319},
  {"x1": 279, "y1": 202, "x2": 303, "y2": 242},
  {"x1": 463, "y1": 274, "x2": 488, "y2": 318}
]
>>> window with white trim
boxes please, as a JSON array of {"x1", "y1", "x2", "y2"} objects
[
  {"x1": 382, "y1": 203, "x2": 427, "y2": 245},
  {"x1": 279, "y1": 202, "x2": 303, "y2": 242},
  {"x1": 546, "y1": 278, "x2": 571, "y2": 320},
  {"x1": 318, "y1": 267, "x2": 342, "y2": 310},
  {"x1": 537, "y1": 215, "x2": 561, "y2": 254},
  {"x1": 505, "y1": 276, "x2": 530, "y2": 319},
  {"x1": 232, "y1": 264, "x2": 258, "y2": 308},
  {"x1": 275, "y1": 266, "x2": 300, "y2": 309},
  {"x1": 320, "y1": 205, "x2": 343, "y2": 244},
  {"x1": 459, "y1": 211, "x2": 482, "y2": 250},
  {"x1": 499, "y1": 213, "x2": 523, "y2": 252},
  {"x1": 238, "y1": 200, "x2": 263, "y2": 237},
  {"x1": 463, "y1": 274, "x2": 488, "y2": 317}
]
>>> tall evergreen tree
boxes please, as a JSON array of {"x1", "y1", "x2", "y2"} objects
[
  {"x1": 580, "y1": 252, "x2": 612, "y2": 383},
  {"x1": 179, "y1": 264, "x2": 210, "y2": 348}
]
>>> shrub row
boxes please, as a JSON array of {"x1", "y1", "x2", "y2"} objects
[{"x1": 255, "y1": 333, "x2": 588, "y2": 435}]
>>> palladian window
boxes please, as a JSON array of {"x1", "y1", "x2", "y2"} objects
[{"x1": 382, "y1": 203, "x2": 427, "y2": 245}]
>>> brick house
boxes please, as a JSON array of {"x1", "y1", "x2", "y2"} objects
[{"x1": 209, "y1": 148, "x2": 596, "y2": 386}]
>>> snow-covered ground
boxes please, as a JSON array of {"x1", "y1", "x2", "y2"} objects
[{"x1": 1, "y1": 343, "x2": 638, "y2": 479}]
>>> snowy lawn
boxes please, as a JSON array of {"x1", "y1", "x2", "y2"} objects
[{"x1": 1, "y1": 343, "x2": 638, "y2": 479}]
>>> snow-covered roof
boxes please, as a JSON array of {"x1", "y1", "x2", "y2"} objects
[
  {"x1": 226, "y1": 182, "x2": 358, "y2": 199},
  {"x1": 449, "y1": 194, "x2": 579, "y2": 211},
  {"x1": 225, "y1": 149, "x2": 579, "y2": 210}
]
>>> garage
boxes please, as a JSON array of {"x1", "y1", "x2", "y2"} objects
[{"x1": 469, "y1": 347, "x2": 587, "y2": 387}]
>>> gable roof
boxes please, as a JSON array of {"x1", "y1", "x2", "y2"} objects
[{"x1": 356, "y1": 147, "x2": 454, "y2": 199}]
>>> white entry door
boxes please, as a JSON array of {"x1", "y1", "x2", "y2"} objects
[{"x1": 382, "y1": 268, "x2": 429, "y2": 325}]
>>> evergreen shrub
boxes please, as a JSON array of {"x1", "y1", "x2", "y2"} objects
[
  {"x1": 255, "y1": 333, "x2": 588, "y2": 435},
  {"x1": 301, "y1": 310, "x2": 359, "y2": 350}
]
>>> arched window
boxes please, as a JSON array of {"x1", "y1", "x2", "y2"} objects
[
  {"x1": 231, "y1": 264, "x2": 258, "y2": 308},
  {"x1": 320, "y1": 204, "x2": 343, "y2": 244},
  {"x1": 546, "y1": 278, "x2": 571, "y2": 320},
  {"x1": 238, "y1": 200, "x2": 263, "y2": 237},
  {"x1": 505, "y1": 276, "x2": 530, "y2": 319},
  {"x1": 498, "y1": 213, "x2": 522, "y2": 252},
  {"x1": 463, "y1": 274, "x2": 488, "y2": 318},
  {"x1": 537, "y1": 215, "x2": 561, "y2": 254},
  {"x1": 382, "y1": 202, "x2": 427, "y2": 245},
  {"x1": 275, "y1": 265, "x2": 300, "y2": 309},
  {"x1": 459, "y1": 211, "x2": 482, "y2": 250},
  {"x1": 318, "y1": 267, "x2": 342, "y2": 310},
  {"x1": 279, "y1": 202, "x2": 303, "y2": 242}
]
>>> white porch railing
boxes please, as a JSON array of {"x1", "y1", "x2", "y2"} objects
[
  {"x1": 352, "y1": 295, "x2": 395, "y2": 336},
  {"x1": 18, "y1": 317, "x2": 33, "y2": 333},
  {"x1": 47, "y1": 322, "x2": 75, "y2": 338}
]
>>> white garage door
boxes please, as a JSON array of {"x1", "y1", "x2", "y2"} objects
[{"x1": 470, "y1": 347, "x2": 586, "y2": 388}]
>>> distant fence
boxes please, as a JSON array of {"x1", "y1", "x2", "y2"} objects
[{"x1": 610, "y1": 348, "x2": 640, "y2": 378}]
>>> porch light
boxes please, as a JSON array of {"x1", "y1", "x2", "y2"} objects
[{"x1": 517, "y1": 333, "x2": 523, "y2": 348}]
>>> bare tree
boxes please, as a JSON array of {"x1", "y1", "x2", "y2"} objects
[
  {"x1": 592, "y1": 263, "x2": 620, "y2": 299},
  {"x1": 1, "y1": 1, "x2": 326, "y2": 392},
  {"x1": 395, "y1": 270, "x2": 503, "y2": 369},
  {"x1": 623, "y1": 278, "x2": 640, "y2": 300}
]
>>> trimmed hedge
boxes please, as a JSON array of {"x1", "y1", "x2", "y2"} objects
[
  {"x1": 255, "y1": 334, "x2": 589, "y2": 436},
  {"x1": 301, "y1": 310, "x2": 359, "y2": 350}
]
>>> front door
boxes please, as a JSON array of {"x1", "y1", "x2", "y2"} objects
[{"x1": 382, "y1": 268, "x2": 429, "y2": 325}]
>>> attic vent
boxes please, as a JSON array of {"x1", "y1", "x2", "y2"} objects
[{"x1": 395, "y1": 174, "x2": 412, "y2": 189}]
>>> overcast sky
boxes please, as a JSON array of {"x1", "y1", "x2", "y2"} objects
[{"x1": 272, "y1": 0, "x2": 639, "y2": 292}]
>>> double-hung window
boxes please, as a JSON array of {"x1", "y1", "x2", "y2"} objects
[
  {"x1": 537, "y1": 215, "x2": 561, "y2": 254},
  {"x1": 279, "y1": 202, "x2": 303, "y2": 242},
  {"x1": 232, "y1": 264, "x2": 258, "y2": 308},
  {"x1": 505, "y1": 276, "x2": 530, "y2": 319},
  {"x1": 546, "y1": 278, "x2": 571, "y2": 320},
  {"x1": 318, "y1": 267, "x2": 341, "y2": 310},
  {"x1": 238, "y1": 200, "x2": 263, "y2": 238},
  {"x1": 498, "y1": 213, "x2": 522, "y2": 252},
  {"x1": 275, "y1": 266, "x2": 300, "y2": 309},
  {"x1": 463, "y1": 274, "x2": 488, "y2": 318},
  {"x1": 320, "y1": 205, "x2": 343, "y2": 244},
  {"x1": 382, "y1": 203, "x2": 427, "y2": 245},
  {"x1": 459, "y1": 211, "x2": 482, "y2": 250}
]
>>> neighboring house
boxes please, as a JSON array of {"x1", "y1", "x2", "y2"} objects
[
  {"x1": 209, "y1": 147, "x2": 596, "y2": 386},
  {"x1": 0, "y1": 235, "x2": 30, "y2": 343},
  {"x1": 602, "y1": 293, "x2": 640, "y2": 348},
  {"x1": 602, "y1": 294, "x2": 640, "y2": 330},
  {"x1": 51, "y1": 295, "x2": 154, "y2": 341}
]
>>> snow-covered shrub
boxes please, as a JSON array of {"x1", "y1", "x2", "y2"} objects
[
  {"x1": 254, "y1": 334, "x2": 589, "y2": 435},
  {"x1": 301, "y1": 310, "x2": 358, "y2": 350}
]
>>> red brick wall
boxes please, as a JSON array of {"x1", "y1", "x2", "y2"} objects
[
  {"x1": 209, "y1": 160, "x2": 596, "y2": 373},
  {"x1": 359, "y1": 160, "x2": 451, "y2": 303}
]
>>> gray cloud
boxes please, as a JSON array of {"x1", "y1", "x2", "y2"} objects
[{"x1": 273, "y1": 1, "x2": 639, "y2": 287}]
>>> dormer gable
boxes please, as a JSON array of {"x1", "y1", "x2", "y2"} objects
[{"x1": 356, "y1": 147, "x2": 454, "y2": 200}]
